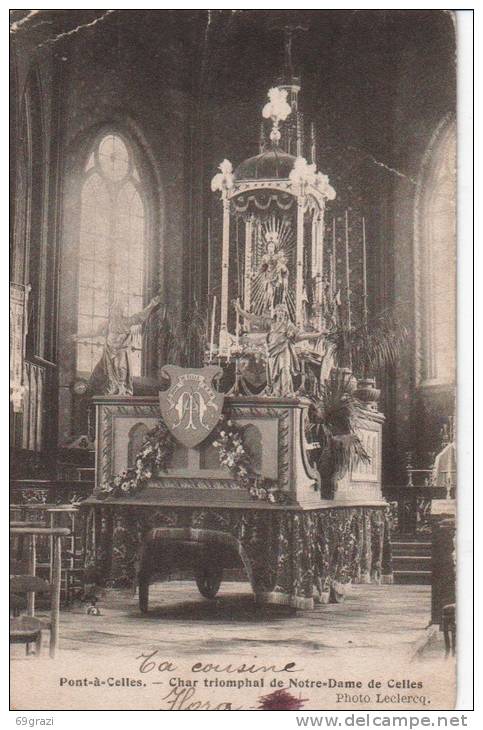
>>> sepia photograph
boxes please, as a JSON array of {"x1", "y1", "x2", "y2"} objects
[{"x1": 9, "y1": 7, "x2": 463, "y2": 712}]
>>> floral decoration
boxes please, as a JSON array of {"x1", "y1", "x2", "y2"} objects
[
  {"x1": 210, "y1": 159, "x2": 234, "y2": 195},
  {"x1": 211, "y1": 417, "x2": 287, "y2": 504},
  {"x1": 97, "y1": 421, "x2": 177, "y2": 499},
  {"x1": 262, "y1": 87, "x2": 292, "y2": 143},
  {"x1": 98, "y1": 415, "x2": 286, "y2": 504},
  {"x1": 210, "y1": 419, "x2": 252, "y2": 483}
]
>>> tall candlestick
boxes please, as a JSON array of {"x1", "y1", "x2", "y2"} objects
[
  {"x1": 209, "y1": 295, "x2": 217, "y2": 362},
  {"x1": 207, "y1": 217, "x2": 211, "y2": 297},
  {"x1": 362, "y1": 216, "x2": 368, "y2": 327},
  {"x1": 332, "y1": 217, "x2": 337, "y2": 293},
  {"x1": 344, "y1": 210, "x2": 352, "y2": 368}
]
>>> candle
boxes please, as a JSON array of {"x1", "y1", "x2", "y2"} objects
[
  {"x1": 344, "y1": 211, "x2": 351, "y2": 324},
  {"x1": 345, "y1": 210, "x2": 352, "y2": 368},
  {"x1": 362, "y1": 216, "x2": 368, "y2": 327},
  {"x1": 332, "y1": 217, "x2": 337, "y2": 293},
  {"x1": 209, "y1": 295, "x2": 217, "y2": 362},
  {"x1": 207, "y1": 217, "x2": 211, "y2": 297}
]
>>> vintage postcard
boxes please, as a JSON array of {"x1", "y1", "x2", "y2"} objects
[{"x1": 10, "y1": 8, "x2": 460, "y2": 712}]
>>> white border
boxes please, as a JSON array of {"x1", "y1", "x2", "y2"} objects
[{"x1": 4, "y1": 3, "x2": 477, "y2": 727}]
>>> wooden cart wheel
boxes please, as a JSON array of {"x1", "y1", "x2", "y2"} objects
[{"x1": 195, "y1": 565, "x2": 223, "y2": 599}]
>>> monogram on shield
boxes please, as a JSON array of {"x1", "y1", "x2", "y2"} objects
[{"x1": 159, "y1": 365, "x2": 224, "y2": 449}]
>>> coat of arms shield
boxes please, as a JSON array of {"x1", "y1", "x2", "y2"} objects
[{"x1": 159, "y1": 365, "x2": 224, "y2": 448}]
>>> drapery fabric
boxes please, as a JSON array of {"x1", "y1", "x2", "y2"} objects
[{"x1": 84, "y1": 504, "x2": 392, "y2": 609}]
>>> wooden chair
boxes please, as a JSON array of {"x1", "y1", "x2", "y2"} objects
[
  {"x1": 10, "y1": 526, "x2": 70, "y2": 658},
  {"x1": 10, "y1": 520, "x2": 45, "y2": 573},
  {"x1": 46, "y1": 505, "x2": 83, "y2": 603},
  {"x1": 11, "y1": 503, "x2": 84, "y2": 604}
]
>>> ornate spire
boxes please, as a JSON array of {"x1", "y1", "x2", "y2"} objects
[
  {"x1": 279, "y1": 23, "x2": 307, "y2": 87},
  {"x1": 274, "y1": 24, "x2": 307, "y2": 155}
]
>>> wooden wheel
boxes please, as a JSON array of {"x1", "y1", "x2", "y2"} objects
[{"x1": 195, "y1": 565, "x2": 223, "y2": 599}]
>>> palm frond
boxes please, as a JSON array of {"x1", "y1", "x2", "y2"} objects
[
  {"x1": 327, "y1": 309, "x2": 408, "y2": 376},
  {"x1": 308, "y1": 371, "x2": 370, "y2": 483}
]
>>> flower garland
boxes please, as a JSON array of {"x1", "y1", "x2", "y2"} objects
[
  {"x1": 97, "y1": 421, "x2": 177, "y2": 499},
  {"x1": 210, "y1": 418, "x2": 286, "y2": 504},
  {"x1": 98, "y1": 415, "x2": 286, "y2": 504}
]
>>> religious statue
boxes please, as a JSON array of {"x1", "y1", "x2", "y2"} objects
[
  {"x1": 233, "y1": 300, "x2": 323, "y2": 397},
  {"x1": 73, "y1": 295, "x2": 161, "y2": 395},
  {"x1": 258, "y1": 232, "x2": 289, "y2": 313}
]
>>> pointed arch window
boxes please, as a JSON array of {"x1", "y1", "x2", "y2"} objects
[
  {"x1": 76, "y1": 133, "x2": 147, "y2": 375},
  {"x1": 415, "y1": 118, "x2": 456, "y2": 387}
]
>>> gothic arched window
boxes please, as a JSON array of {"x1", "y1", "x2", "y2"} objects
[
  {"x1": 415, "y1": 117, "x2": 456, "y2": 387},
  {"x1": 76, "y1": 132, "x2": 146, "y2": 375}
]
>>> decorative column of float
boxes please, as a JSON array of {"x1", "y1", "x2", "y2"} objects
[
  {"x1": 219, "y1": 196, "x2": 231, "y2": 354},
  {"x1": 244, "y1": 215, "x2": 254, "y2": 314},
  {"x1": 295, "y1": 192, "x2": 305, "y2": 329},
  {"x1": 290, "y1": 156, "x2": 316, "y2": 329},
  {"x1": 210, "y1": 159, "x2": 235, "y2": 356},
  {"x1": 311, "y1": 208, "x2": 325, "y2": 323},
  {"x1": 311, "y1": 213, "x2": 318, "y2": 301}
]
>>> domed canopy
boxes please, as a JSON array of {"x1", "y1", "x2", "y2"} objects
[{"x1": 234, "y1": 147, "x2": 297, "y2": 182}]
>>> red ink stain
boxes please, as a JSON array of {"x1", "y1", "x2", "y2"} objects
[{"x1": 257, "y1": 688, "x2": 308, "y2": 711}]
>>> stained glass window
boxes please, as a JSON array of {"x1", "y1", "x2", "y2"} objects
[{"x1": 76, "y1": 133, "x2": 146, "y2": 375}]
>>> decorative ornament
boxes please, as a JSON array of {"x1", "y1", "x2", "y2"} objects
[
  {"x1": 97, "y1": 420, "x2": 177, "y2": 499},
  {"x1": 265, "y1": 230, "x2": 279, "y2": 247},
  {"x1": 289, "y1": 158, "x2": 336, "y2": 200},
  {"x1": 211, "y1": 417, "x2": 287, "y2": 503},
  {"x1": 262, "y1": 87, "x2": 292, "y2": 144},
  {"x1": 289, "y1": 156, "x2": 317, "y2": 190},
  {"x1": 159, "y1": 365, "x2": 224, "y2": 449},
  {"x1": 72, "y1": 378, "x2": 89, "y2": 396},
  {"x1": 98, "y1": 415, "x2": 287, "y2": 504},
  {"x1": 210, "y1": 159, "x2": 234, "y2": 195},
  {"x1": 314, "y1": 171, "x2": 336, "y2": 200},
  {"x1": 211, "y1": 418, "x2": 253, "y2": 485}
]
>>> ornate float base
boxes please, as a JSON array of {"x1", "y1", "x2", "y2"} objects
[
  {"x1": 83, "y1": 502, "x2": 392, "y2": 610},
  {"x1": 93, "y1": 395, "x2": 324, "y2": 508}
]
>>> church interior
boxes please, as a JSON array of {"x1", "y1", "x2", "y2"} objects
[{"x1": 10, "y1": 9, "x2": 457, "y2": 696}]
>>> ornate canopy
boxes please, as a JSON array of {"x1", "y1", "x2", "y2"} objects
[{"x1": 210, "y1": 77, "x2": 336, "y2": 362}]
